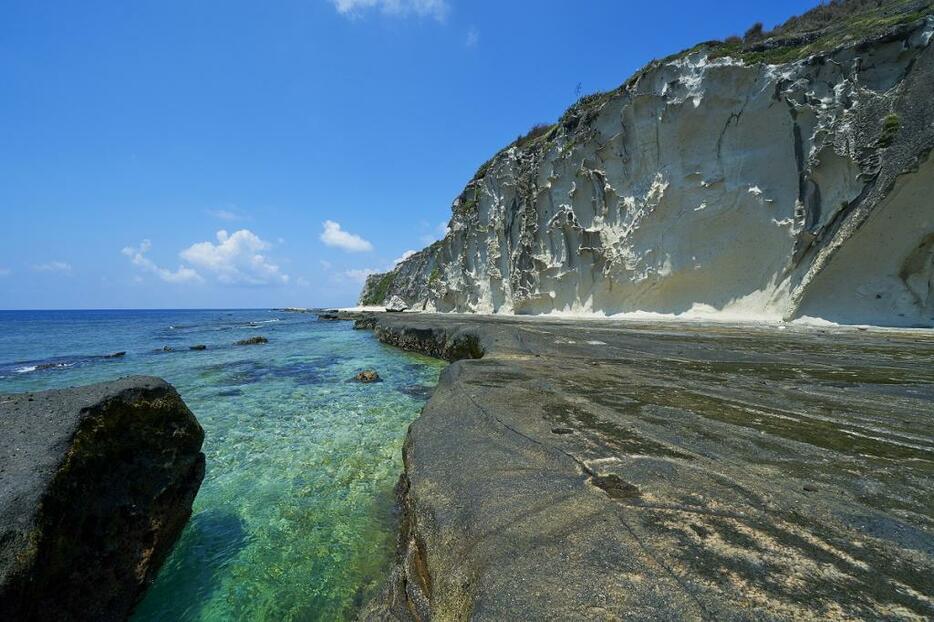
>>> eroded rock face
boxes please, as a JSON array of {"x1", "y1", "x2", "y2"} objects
[
  {"x1": 0, "y1": 376, "x2": 205, "y2": 622},
  {"x1": 361, "y1": 15, "x2": 934, "y2": 326},
  {"x1": 385, "y1": 296, "x2": 408, "y2": 313}
]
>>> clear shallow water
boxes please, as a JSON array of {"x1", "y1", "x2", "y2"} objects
[{"x1": 0, "y1": 309, "x2": 444, "y2": 621}]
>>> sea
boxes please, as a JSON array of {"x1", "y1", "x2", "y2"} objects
[{"x1": 0, "y1": 309, "x2": 444, "y2": 621}]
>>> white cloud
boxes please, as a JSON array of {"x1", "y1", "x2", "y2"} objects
[
  {"x1": 330, "y1": 0, "x2": 449, "y2": 21},
  {"x1": 181, "y1": 229, "x2": 289, "y2": 285},
  {"x1": 33, "y1": 261, "x2": 72, "y2": 273},
  {"x1": 344, "y1": 267, "x2": 380, "y2": 283},
  {"x1": 122, "y1": 240, "x2": 202, "y2": 284},
  {"x1": 393, "y1": 250, "x2": 417, "y2": 265},
  {"x1": 207, "y1": 208, "x2": 246, "y2": 222},
  {"x1": 466, "y1": 27, "x2": 479, "y2": 47},
  {"x1": 320, "y1": 220, "x2": 374, "y2": 253}
]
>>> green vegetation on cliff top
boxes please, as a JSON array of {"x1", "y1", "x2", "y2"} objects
[
  {"x1": 361, "y1": 272, "x2": 396, "y2": 306},
  {"x1": 469, "y1": 0, "x2": 932, "y2": 183},
  {"x1": 710, "y1": 0, "x2": 933, "y2": 65}
]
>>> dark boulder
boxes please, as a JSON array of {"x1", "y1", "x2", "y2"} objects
[
  {"x1": 353, "y1": 370, "x2": 382, "y2": 383},
  {"x1": 0, "y1": 376, "x2": 205, "y2": 621},
  {"x1": 190, "y1": 344, "x2": 207, "y2": 351},
  {"x1": 352, "y1": 315, "x2": 378, "y2": 330},
  {"x1": 234, "y1": 336, "x2": 268, "y2": 346}
]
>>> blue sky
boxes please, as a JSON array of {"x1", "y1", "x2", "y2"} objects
[{"x1": 0, "y1": 0, "x2": 817, "y2": 309}]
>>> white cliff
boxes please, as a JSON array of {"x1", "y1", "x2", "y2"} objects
[{"x1": 362, "y1": 10, "x2": 934, "y2": 327}]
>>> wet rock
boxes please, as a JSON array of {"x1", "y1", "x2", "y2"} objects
[
  {"x1": 103, "y1": 351, "x2": 126, "y2": 358},
  {"x1": 385, "y1": 296, "x2": 408, "y2": 313},
  {"x1": 353, "y1": 370, "x2": 382, "y2": 383},
  {"x1": 373, "y1": 323, "x2": 484, "y2": 361},
  {"x1": 160, "y1": 346, "x2": 174, "y2": 353},
  {"x1": 0, "y1": 376, "x2": 205, "y2": 621},
  {"x1": 326, "y1": 310, "x2": 374, "y2": 323},
  {"x1": 317, "y1": 312, "x2": 340, "y2": 321},
  {"x1": 234, "y1": 336, "x2": 268, "y2": 346},
  {"x1": 352, "y1": 315, "x2": 378, "y2": 330},
  {"x1": 190, "y1": 344, "x2": 207, "y2": 351}
]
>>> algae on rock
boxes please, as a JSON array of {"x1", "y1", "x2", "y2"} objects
[{"x1": 0, "y1": 377, "x2": 205, "y2": 621}]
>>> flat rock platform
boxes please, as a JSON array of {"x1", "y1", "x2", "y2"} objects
[{"x1": 348, "y1": 312, "x2": 933, "y2": 621}]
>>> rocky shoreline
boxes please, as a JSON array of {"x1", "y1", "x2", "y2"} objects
[
  {"x1": 0, "y1": 377, "x2": 205, "y2": 621},
  {"x1": 340, "y1": 311, "x2": 934, "y2": 620}
]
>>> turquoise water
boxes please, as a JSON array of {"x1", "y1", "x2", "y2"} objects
[{"x1": 0, "y1": 309, "x2": 443, "y2": 620}]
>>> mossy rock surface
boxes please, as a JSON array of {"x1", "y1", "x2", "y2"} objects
[
  {"x1": 234, "y1": 336, "x2": 268, "y2": 346},
  {"x1": 361, "y1": 271, "x2": 397, "y2": 306},
  {"x1": 0, "y1": 376, "x2": 205, "y2": 621}
]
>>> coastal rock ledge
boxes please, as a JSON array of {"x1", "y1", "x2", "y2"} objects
[
  {"x1": 0, "y1": 376, "x2": 205, "y2": 621},
  {"x1": 355, "y1": 312, "x2": 934, "y2": 620}
]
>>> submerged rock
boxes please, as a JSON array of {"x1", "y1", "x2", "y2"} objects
[
  {"x1": 0, "y1": 376, "x2": 205, "y2": 621},
  {"x1": 353, "y1": 370, "x2": 382, "y2": 383},
  {"x1": 190, "y1": 344, "x2": 207, "y2": 351},
  {"x1": 385, "y1": 296, "x2": 408, "y2": 313},
  {"x1": 103, "y1": 351, "x2": 126, "y2": 358},
  {"x1": 234, "y1": 336, "x2": 268, "y2": 346},
  {"x1": 398, "y1": 384, "x2": 433, "y2": 399},
  {"x1": 352, "y1": 315, "x2": 378, "y2": 330}
]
